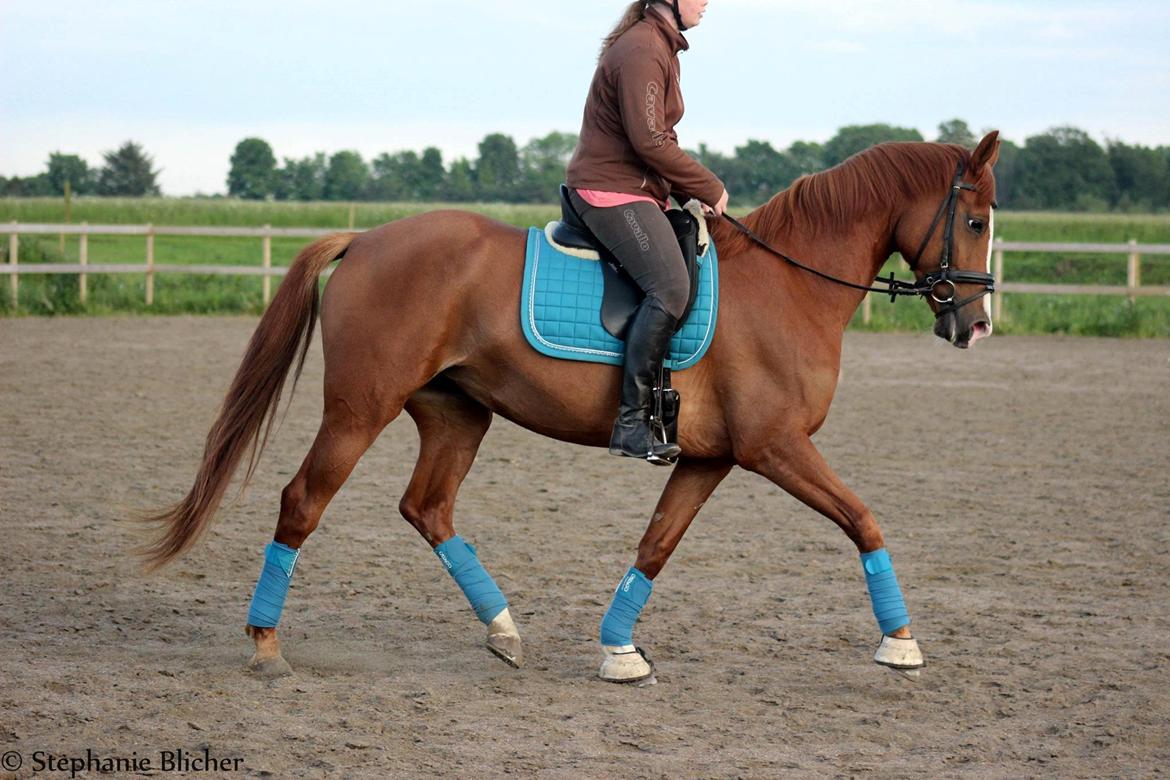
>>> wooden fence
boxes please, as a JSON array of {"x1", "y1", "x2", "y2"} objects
[
  {"x1": 3, "y1": 222, "x2": 1170, "y2": 320},
  {"x1": 864, "y1": 239, "x2": 1169, "y2": 323}
]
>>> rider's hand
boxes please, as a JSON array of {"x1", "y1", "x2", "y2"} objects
[{"x1": 703, "y1": 189, "x2": 730, "y2": 217}]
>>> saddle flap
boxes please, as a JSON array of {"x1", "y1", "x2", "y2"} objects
[{"x1": 600, "y1": 257, "x2": 641, "y2": 340}]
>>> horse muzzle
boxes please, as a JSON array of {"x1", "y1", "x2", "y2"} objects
[{"x1": 936, "y1": 312, "x2": 993, "y2": 349}]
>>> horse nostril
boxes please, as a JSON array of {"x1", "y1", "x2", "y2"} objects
[{"x1": 970, "y1": 320, "x2": 993, "y2": 343}]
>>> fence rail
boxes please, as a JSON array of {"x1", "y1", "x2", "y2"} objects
[{"x1": 3, "y1": 222, "x2": 1170, "y2": 317}]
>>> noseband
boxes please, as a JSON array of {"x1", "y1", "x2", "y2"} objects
[{"x1": 721, "y1": 159, "x2": 997, "y2": 320}]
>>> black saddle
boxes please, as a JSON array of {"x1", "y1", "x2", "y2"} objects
[{"x1": 551, "y1": 184, "x2": 701, "y2": 341}]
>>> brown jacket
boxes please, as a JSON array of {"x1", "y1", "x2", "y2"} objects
[{"x1": 565, "y1": 11, "x2": 725, "y2": 208}]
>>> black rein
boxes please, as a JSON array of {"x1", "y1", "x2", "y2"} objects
[{"x1": 716, "y1": 160, "x2": 996, "y2": 318}]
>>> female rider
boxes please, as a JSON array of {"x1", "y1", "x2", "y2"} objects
[{"x1": 565, "y1": 0, "x2": 729, "y2": 463}]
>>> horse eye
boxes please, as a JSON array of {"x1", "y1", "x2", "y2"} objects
[{"x1": 967, "y1": 218, "x2": 985, "y2": 234}]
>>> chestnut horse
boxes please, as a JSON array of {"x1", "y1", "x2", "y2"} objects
[{"x1": 145, "y1": 132, "x2": 1001, "y2": 680}]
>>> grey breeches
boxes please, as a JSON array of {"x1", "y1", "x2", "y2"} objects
[{"x1": 568, "y1": 189, "x2": 690, "y2": 320}]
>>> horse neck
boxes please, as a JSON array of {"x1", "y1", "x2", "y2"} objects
[{"x1": 730, "y1": 197, "x2": 898, "y2": 328}]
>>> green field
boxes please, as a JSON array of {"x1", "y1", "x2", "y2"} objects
[{"x1": 2, "y1": 197, "x2": 1168, "y2": 336}]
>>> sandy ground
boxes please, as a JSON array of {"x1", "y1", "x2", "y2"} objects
[{"x1": 1, "y1": 317, "x2": 1168, "y2": 779}]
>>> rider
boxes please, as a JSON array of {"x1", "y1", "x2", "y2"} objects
[{"x1": 565, "y1": 0, "x2": 729, "y2": 462}]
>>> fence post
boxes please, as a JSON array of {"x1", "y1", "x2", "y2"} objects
[
  {"x1": 1127, "y1": 239, "x2": 1141, "y2": 302},
  {"x1": 262, "y1": 224, "x2": 272, "y2": 305},
  {"x1": 992, "y1": 237, "x2": 1005, "y2": 323},
  {"x1": 145, "y1": 223, "x2": 155, "y2": 306},
  {"x1": 861, "y1": 291, "x2": 872, "y2": 325},
  {"x1": 60, "y1": 181, "x2": 72, "y2": 258},
  {"x1": 79, "y1": 223, "x2": 89, "y2": 305},
  {"x1": 8, "y1": 222, "x2": 17, "y2": 310}
]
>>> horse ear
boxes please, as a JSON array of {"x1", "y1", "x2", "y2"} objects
[{"x1": 971, "y1": 130, "x2": 1001, "y2": 171}]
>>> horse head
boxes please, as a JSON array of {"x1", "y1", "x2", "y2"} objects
[{"x1": 894, "y1": 131, "x2": 1001, "y2": 349}]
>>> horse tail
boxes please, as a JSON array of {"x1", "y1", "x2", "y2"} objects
[{"x1": 139, "y1": 231, "x2": 358, "y2": 570}]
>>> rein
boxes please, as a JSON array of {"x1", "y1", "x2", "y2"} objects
[{"x1": 718, "y1": 160, "x2": 996, "y2": 319}]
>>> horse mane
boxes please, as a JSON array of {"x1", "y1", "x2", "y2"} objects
[{"x1": 710, "y1": 142, "x2": 979, "y2": 256}]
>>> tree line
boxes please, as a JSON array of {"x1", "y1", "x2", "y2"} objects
[{"x1": 4, "y1": 120, "x2": 1169, "y2": 211}]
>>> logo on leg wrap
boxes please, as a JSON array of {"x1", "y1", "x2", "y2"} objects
[{"x1": 601, "y1": 567, "x2": 653, "y2": 647}]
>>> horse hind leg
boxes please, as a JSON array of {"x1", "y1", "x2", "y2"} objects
[
  {"x1": 598, "y1": 457, "x2": 733, "y2": 683},
  {"x1": 398, "y1": 379, "x2": 522, "y2": 667},
  {"x1": 246, "y1": 398, "x2": 395, "y2": 677}
]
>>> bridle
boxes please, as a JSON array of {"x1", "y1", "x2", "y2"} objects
[{"x1": 720, "y1": 159, "x2": 997, "y2": 320}]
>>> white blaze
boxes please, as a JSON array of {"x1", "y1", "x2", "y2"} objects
[{"x1": 983, "y1": 208, "x2": 996, "y2": 322}]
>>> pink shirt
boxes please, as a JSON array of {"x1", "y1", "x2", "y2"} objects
[{"x1": 575, "y1": 188, "x2": 667, "y2": 211}]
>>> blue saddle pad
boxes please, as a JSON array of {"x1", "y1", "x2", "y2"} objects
[{"x1": 520, "y1": 226, "x2": 718, "y2": 370}]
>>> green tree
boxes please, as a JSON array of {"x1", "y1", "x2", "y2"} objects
[
  {"x1": 518, "y1": 131, "x2": 578, "y2": 202},
  {"x1": 323, "y1": 151, "x2": 369, "y2": 201},
  {"x1": 366, "y1": 147, "x2": 447, "y2": 201},
  {"x1": 46, "y1": 152, "x2": 93, "y2": 195},
  {"x1": 227, "y1": 138, "x2": 277, "y2": 200},
  {"x1": 730, "y1": 139, "x2": 795, "y2": 204},
  {"x1": 444, "y1": 158, "x2": 476, "y2": 201},
  {"x1": 936, "y1": 119, "x2": 977, "y2": 147},
  {"x1": 1014, "y1": 127, "x2": 1116, "y2": 211},
  {"x1": 368, "y1": 151, "x2": 418, "y2": 200},
  {"x1": 991, "y1": 137, "x2": 1021, "y2": 208},
  {"x1": 822, "y1": 124, "x2": 924, "y2": 167},
  {"x1": 1, "y1": 174, "x2": 53, "y2": 196},
  {"x1": 417, "y1": 147, "x2": 446, "y2": 200},
  {"x1": 97, "y1": 141, "x2": 161, "y2": 196},
  {"x1": 1107, "y1": 141, "x2": 1169, "y2": 211},
  {"x1": 275, "y1": 154, "x2": 327, "y2": 201},
  {"x1": 784, "y1": 141, "x2": 825, "y2": 178},
  {"x1": 475, "y1": 133, "x2": 521, "y2": 201}
]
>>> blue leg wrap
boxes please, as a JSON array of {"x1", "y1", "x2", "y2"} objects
[
  {"x1": 434, "y1": 535, "x2": 508, "y2": 625},
  {"x1": 600, "y1": 567, "x2": 653, "y2": 646},
  {"x1": 861, "y1": 548, "x2": 910, "y2": 634},
  {"x1": 247, "y1": 541, "x2": 300, "y2": 628}
]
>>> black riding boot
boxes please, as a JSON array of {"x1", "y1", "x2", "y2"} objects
[{"x1": 609, "y1": 296, "x2": 682, "y2": 462}]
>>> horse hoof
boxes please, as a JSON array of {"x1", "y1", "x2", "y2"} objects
[
  {"x1": 598, "y1": 645, "x2": 654, "y2": 683},
  {"x1": 485, "y1": 608, "x2": 523, "y2": 668},
  {"x1": 873, "y1": 634, "x2": 924, "y2": 679},
  {"x1": 247, "y1": 653, "x2": 293, "y2": 679},
  {"x1": 486, "y1": 636, "x2": 523, "y2": 668}
]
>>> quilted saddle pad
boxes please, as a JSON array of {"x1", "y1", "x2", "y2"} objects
[{"x1": 519, "y1": 226, "x2": 718, "y2": 370}]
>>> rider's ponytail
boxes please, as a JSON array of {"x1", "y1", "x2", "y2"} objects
[{"x1": 600, "y1": 1, "x2": 650, "y2": 59}]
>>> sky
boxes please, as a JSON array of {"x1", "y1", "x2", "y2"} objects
[{"x1": 2, "y1": 0, "x2": 1168, "y2": 195}]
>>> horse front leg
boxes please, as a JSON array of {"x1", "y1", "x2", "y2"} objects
[
  {"x1": 740, "y1": 433, "x2": 924, "y2": 678},
  {"x1": 597, "y1": 457, "x2": 732, "y2": 683}
]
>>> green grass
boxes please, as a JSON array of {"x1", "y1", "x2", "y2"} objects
[
  {"x1": 2, "y1": 197, "x2": 1168, "y2": 336},
  {"x1": 0, "y1": 197, "x2": 557, "y2": 229},
  {"x1": 849, "y1": 286, "x2": 1170, "y2": 339}
]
